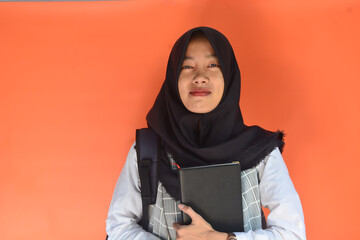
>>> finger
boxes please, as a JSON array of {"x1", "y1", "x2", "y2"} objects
[
  {"x1": 172, "y1": 222, "x2": 188, "y2": 239},
  {"x1": 172, "y1": 222, "x2": 181, "y2": 231},
  {"x1": 173, "y1": 222, "x2": 190, "y2": 231},
  {"x1": 178, "y1": 204, "x2": 200, "y2": 222}
]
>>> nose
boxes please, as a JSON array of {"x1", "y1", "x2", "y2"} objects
[{"x1": 193, "y1": 70, "x2": 209, "y2": 84}]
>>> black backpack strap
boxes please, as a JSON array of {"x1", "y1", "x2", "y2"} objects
[{"x1": 136, "y1": 128, "x2": 159, "y2": 230}]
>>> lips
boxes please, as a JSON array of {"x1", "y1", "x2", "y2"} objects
[{"x1": 190, "y1": 88, "x2": 211, "y2": 96}]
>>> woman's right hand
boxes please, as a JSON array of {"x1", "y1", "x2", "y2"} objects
[{"x1": 172, "y1": 204, "x2": 228, "y2": 240}]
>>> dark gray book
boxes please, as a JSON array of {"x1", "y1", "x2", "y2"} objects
[{"x1": 179, "y1": 162, "x2": 244, "y2": 232}]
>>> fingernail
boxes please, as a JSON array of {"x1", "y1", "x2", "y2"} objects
[{"x1": 178, "y1": 204, "x2": 185, "y2": 209}]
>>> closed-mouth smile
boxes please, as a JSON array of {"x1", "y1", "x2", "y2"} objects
[{"x1": 190, "y1": 88, "x2": 211, "y2": 96}]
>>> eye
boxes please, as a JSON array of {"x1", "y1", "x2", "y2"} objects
[
  {"x1": 208, "y1": 63, "x2": 220, "y2": 68},
  {"x1": 181, "y1": 65, "x2": 193, "y2": 69}
]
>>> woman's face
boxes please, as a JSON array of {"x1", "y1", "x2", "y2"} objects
[{"x1": 178, "y1": 35, "x2": 224, "y2": 114}]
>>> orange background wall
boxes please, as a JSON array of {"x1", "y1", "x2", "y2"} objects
[{"x1": 1, "y1": 0, "x2": 359, "y2": 239}]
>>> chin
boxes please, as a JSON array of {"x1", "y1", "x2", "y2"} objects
[{"x1": 187, "y1": 107, "x2": 215, "y2": 114}]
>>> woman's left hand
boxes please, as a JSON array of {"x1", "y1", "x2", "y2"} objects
[{"x1": 172, "y1": 204, "x2": 228, "y2": 240}]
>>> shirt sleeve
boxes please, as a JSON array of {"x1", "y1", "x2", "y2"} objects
[
  {"x1": 234, "y1": 147, "x2": 306, "y2": 240},
  {"x1": 106, "y1": 143, "x2": 161, "y2": 240}
]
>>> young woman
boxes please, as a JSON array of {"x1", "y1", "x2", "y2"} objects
[{"x1": 106, "y1": 27, "x2": 306, "y2": 240}]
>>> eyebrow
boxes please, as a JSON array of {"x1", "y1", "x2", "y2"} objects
[{"x1": 183, "y1": 54, "x2": 217, "y2": 60}]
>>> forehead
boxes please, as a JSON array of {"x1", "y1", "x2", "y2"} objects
[{"x1": 184, "y1": 35, "x2": 216, "y2": 58}]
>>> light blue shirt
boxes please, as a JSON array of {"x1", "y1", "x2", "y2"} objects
[{"x1": 106, "y1": 144, "x2": 306, "y2": 240}]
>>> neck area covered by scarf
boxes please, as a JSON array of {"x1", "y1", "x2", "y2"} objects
[{"x1": 146, "y1": 27, "x2": 284, "y2": 199}]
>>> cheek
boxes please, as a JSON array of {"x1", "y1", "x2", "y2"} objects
[
  {"x1": 177, "y1": 78, "x2": 187, "y2": 100},
  {"x1": 212, "y1": 73, "x2": 225, "y2": 96}
]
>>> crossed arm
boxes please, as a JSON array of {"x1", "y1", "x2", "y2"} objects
[{"x1": 106, "y1": 144, "x2": 306, "y2": 240}]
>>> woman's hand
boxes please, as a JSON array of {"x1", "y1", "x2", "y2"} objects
[{"x1": 172, "y1": 204, "x2": 228, "y2": 240}]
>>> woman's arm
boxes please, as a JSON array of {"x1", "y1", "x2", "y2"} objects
[
  {"x1": 106, "y1": 143, "x2": 160, "y2": 240},
  {"x1": 173, "y1": 148, "x2": 305, "y2": 240},
  {"x1": 234, "y1": 147, "x2": 306, "y2": 240}
]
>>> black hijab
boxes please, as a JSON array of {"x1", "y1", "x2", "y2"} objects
[{"x1": 146, "y1": 27, "x2": 284, "y2": 199}]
